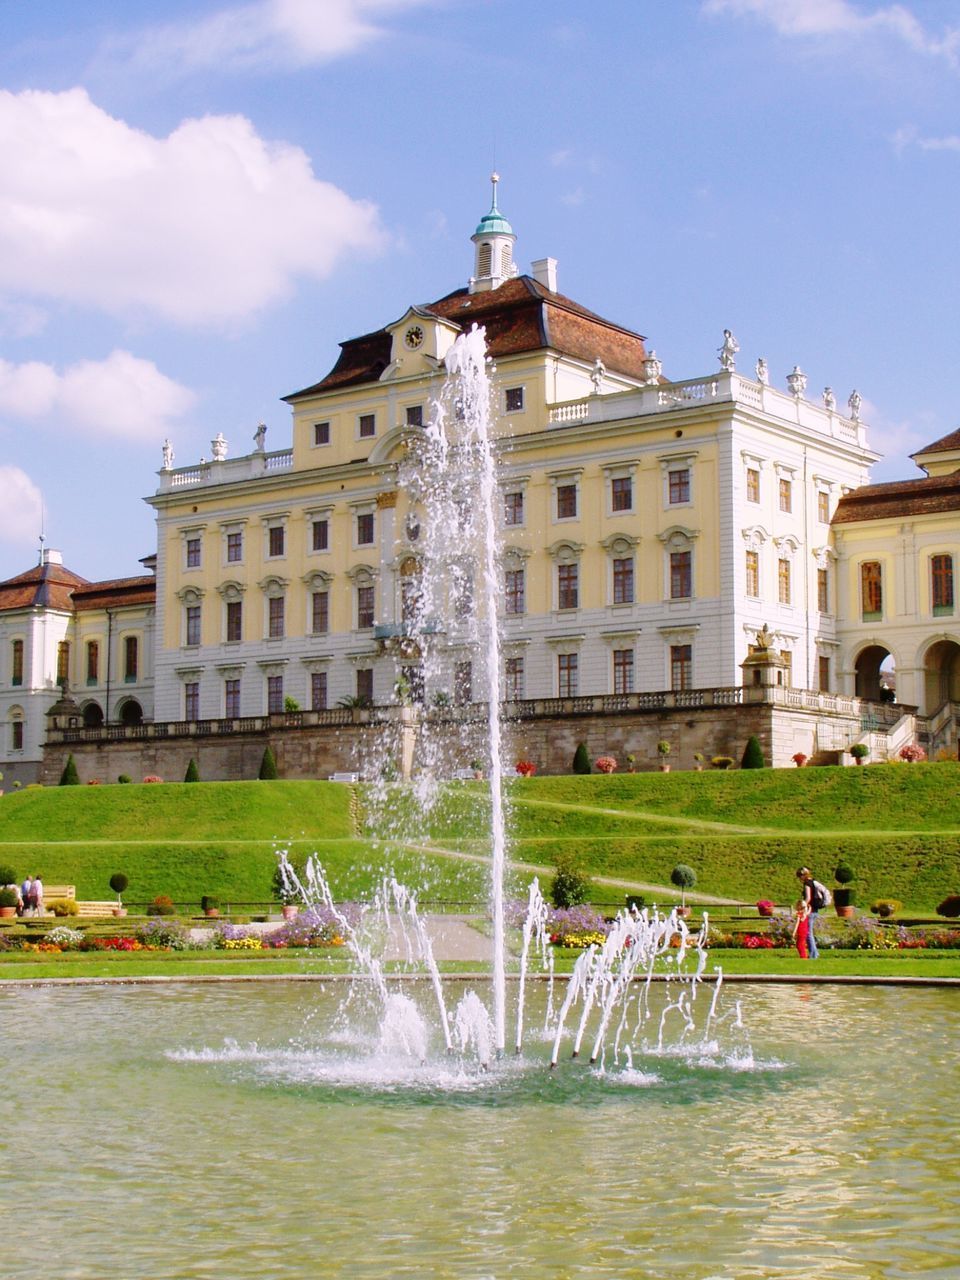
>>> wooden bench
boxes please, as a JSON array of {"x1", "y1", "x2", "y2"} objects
[
  {"x1": 43, "y1": 884, "x2": 76, "y2": 901},
  {"x1": 74, "y1": 901, "x2": 121, "y2": 918}
]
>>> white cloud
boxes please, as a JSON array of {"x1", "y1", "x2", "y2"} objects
[
  {"x1": 0, "y1": 467, "x2": 43, "y2": 548},
  {"x1": 893, "y1": 125, "x2": 960, "y2": 153},
  {"x1": 0, "y1": 351, "x2": 195, "y2": 440},
  {"x1": 702, "y1": 0, "x2": 960, "y2": 65},
  {"x1": 113, "y1": 0, "x2": 438, "y2": 74},
  {"x1": 0, "y1": 88, "x2": 386, "y2": 327}
]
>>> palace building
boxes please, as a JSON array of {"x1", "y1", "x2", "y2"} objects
[{"x1": 3, "y1": 182, "x2": 959, "y2": 784}]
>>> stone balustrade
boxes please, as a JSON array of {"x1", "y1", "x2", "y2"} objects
[{"x1": 159, "y1": 449, "x2": 294, "y2": 491}]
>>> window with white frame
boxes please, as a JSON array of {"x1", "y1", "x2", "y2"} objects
[
  {"x1": 311, "y1": 516, "x2": 330, "y2": 552},
  {"x1": 746, "y1": 549, "x2": 760, "y2": 598},
  {"x1": 558, "y1": 652, "x2": 578, "y2": 697},
  {"x1": 504, "y1": 490, "x2": 524, "y2": 526},
  {"x1": 313, "y1": 421, "x2": 330, "y2": 447},
  {"x1": 267, "y1": 674, "x2": 284, "y2": 713},
  {"x1": 660, "y1": 453, "x2": 697, "y2": 508},
  {"x1": 504, "y1": 386, "x2": 524, "y2": 412},
  {"x1": 613, "y1": 648, "x2": 634, "y2": 693},
  {"x1": 184, "y1": 681, "x2": 200, "y2": 721},
  {"x1": 185, "y1": 603, "x2": 201, "y2": 647},
  {"x1": 505, "y1": 656, "x2": 524, "y2": 700},
  {"x1": 358, "y1": 413, "x2": 376, "y2": 439},
  {"x1": 224, "y1": 678, "x2": 241, "y2": 718},
  {"x1": 185, "y1": 536, "x2": 202, "y2": 569},
  {"x1": 670, "y1": 644, "x2": 692, "y2": 691},
  {"x1": 505, "y1": 568, "x2": 525, "y2": 615},
  {"x1": 558, "y1": 562, "x2": 579, "y2": 611},
  {"x1": 311, "y1": 671, "x2": 328, "y2": 710},
  {"x1": 611, "y1": 475, "x2": 633, "y2": 512},
  {"x1": 356, "y1": 510, "x2": 375, "y2": 547}
]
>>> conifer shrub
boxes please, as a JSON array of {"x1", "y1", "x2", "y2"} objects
[
  {"x1": 741, "y1": 735, "x2": 765, "y2": 769},
  {"x1": 184, "y1": 758, "x2": 200, "y2": 783},
  {"x1": 258, "y1": 746, "x2": 279, "y2": 780},
  {"x1": 550, "y1": 852, "x2": 593, "y2": 908},
  {"x1": 572, "y1": 742, "x2": 591, "y2": 775},
  {"x1": 59, "y1": 754, "x2": 80, "y2": 786}
]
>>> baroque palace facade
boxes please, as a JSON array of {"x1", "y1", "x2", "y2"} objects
[{"x1": 4, "y1": 184, "x2": 960, "y2": 784}]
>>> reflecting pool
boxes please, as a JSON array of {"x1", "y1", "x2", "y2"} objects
[{"x1": 1, "y1": 982, "x2": 957, "y2": 1279}]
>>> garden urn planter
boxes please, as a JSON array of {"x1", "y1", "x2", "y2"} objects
[
  {"x1": 659, "y1": 763, "x2": 671, "y2": 773},
  {"x1": 0, "y1": 905, "x2": 15, "y2": 919},
  {"x1": 282, "y1": 904, "x2": 298, "y2": 921},
  {"x1": 204, "y1": 908, "x2": 219, "y2": 918},
  {"x1": 112, "y1": 907, "x2": 127, "y2": 918}
]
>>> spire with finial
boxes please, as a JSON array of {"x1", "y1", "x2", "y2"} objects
[{"x1": 470, "y1": 172, "x2": 517, "y2": 293}]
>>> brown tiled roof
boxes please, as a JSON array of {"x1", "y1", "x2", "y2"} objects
[
  {"x1": 72, "y1": 576, "x2": 156, "y2": 611},
  {"x1": 0, "y1": 560, "x2": 89, "y2": 613},
  {"x1": 911, "y1": 427, "x2": 960, "y2": 458},
  {"x1": 284, "y1": 276, "x2": 650, "y2": 398},
  {"x1": 833, "y1": 472, "x2": 960, "y2": 524}
]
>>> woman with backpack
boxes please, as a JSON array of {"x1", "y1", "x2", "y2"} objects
[{"x1": 796, "y1": 867, "x2": 830, "y2": 960}]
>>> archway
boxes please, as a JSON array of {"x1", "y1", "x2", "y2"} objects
[
  {"x1": 855, "y1": 645, "x2": 895, "y2": 703},
  {"x1": 923, "y1": 639, "x2": 960, "y2": 712},
  {"x1": 118, "y1": 699, "x2": 143, "y2": 727},
  {"x1": 82, "y1": 702, "x2": 104, "y2": 729}
]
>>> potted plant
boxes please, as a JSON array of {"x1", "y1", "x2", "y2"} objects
[
  {"x1": 471, "y1": 758, "x2": 484, "y2": 780},
  {"x1": 201, "y1": 894, "x2": 220, "y2": 918},
  {"x1": 109, "y1": 872, "x2": 128, "y2": 917},
  {"x1": 514, "y1": 760, "x2": 536, "y2": 777},
  {"x1": 670, "y1": 863, "x2": 697, "y2": 917},
  {"x1": 594, "y1": 755, "x2": 617, "y2": 774},
  {"x1": 272, "y1": 864, "x2": 300, "y2": 919},
  {"x1": 833, "y1": 863, "x2": 857, "y2": 917},
  {"x1": 898, "y1": 743, "x2": 926, "y2": 763},
  {"x1": 711, "y1": 755, "x2": 734, "y2": 770},
  {"x1": 0, "y1": 886, "x2": 19, "y2": 918},
  {"x1": 849, "y1": 743, "x2": 869, "y2": 766},
  {"x1": 792, "y1": 752, "x2": 807, "y2": 768},
  {"x1": 756, "y1": 899, "x2": 775, "y2": 918},
  {"x1": 625, "y1": 893, "x2": 646, "y2": 912},
  {"x1": 692, "y1": 752, "x2": 705, "y2": 772},
  {"x1": 626, "y1": 753, "x2": 637, "y2": 774},
  {"x1": 657, "y1": 740, "x2": 672, "y2": 772},
  {"x1": 870, "y1": 899, "x2": 901, "y2": 918}
]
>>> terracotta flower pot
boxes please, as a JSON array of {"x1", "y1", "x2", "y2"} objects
[{"x1": 282, "y1": 904, "x2": 298, "y2": 920}]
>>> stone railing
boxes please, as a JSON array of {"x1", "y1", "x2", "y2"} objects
[{"x1": 158, "y1": 449, "x2": 294, "y2": 492}]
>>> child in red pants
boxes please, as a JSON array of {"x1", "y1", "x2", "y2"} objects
[{"x1": 792, "y1": 900, "x2": 810, "y2": 959}]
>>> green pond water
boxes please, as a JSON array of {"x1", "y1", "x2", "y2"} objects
[{"x1": 0, "y1": 981, "x2": 957, "y2": 1279}]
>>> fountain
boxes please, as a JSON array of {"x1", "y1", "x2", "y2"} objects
[{"x1": 272, "y1": 324, "x2": 743, "y2": 1078}]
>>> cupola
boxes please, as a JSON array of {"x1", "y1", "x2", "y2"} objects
[{"x1": 469, "y1": 173, "x2": 517, "y2": 294}]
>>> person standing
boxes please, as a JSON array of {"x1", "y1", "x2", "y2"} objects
[
  {"x1": 21, "y1": 874, "x2": 34, "y2": 917},
  {"x1": 796, "y1": 867, "x2": 820, "y2": 960},
  {"x1": 32, "y1": 874, "x2": 43, "y2": 917},
  {"x1": 792, "y1": 899, "x2": 810, "y2": 959}
]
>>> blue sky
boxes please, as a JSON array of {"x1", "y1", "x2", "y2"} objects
[{"x1": 0, "y1": 0, "x2": 958, "y2": 580}]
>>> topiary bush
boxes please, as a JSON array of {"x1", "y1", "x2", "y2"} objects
[
  {"x1": 48, "y1": 898, "x2": 79, "y2": 917},
  {"x1": 146, "y1": 895, "x2": 176, "y2": 917},
  {"x1": 59, "y1": 754, "x2": 80, "y2": 786},
  {"x1": 670, "y1": 863, "x2": 697, "y2": 908},
  {"x1": 937, "y1": 894, "x2": 960, "y2": 918},
  {"x1": 0, "y1": 887, "x2": 19, "y2": 908},
  {"x1": 550, "y1": 852, "x2": 594, "y2": 909},
  {"x1": 835, "y1": 863, "x2": 855, "y2": 884},
  {"x1": 259, "y1": 746, "x2": 279, "y2": 780},
  {"x1": 870, "y1": 899, "x2": 902, "y2": 918},
  {"x1": 117, "y1": 774, "x2": 132, "y2": 784},
  {"x1": 0, "y1": 864, "x2": 17, "y2": 887},
  {"x1": 741, "y1": 735, "x2": 765, "y2": 769},
  {"x1": 109, "y1": 873, "x2": 128, "y2": 896},
  {"x1": 184, "y1": 758, "x2": 200, "y2": 783},
  {"x1": 572, "y1": 742, "x2": 591, "y2": 775}
]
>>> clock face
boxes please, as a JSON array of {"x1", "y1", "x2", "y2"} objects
[{"x1": 404, "y1": 325, "x2": 424, "y2": 351}]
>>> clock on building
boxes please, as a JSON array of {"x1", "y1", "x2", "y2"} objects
[{"x1": 404, "y1": 325, "x2": 424, "y2": 351}]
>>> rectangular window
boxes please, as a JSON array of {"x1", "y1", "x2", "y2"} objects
[
  {"x1": 818, "y1": 568, "x2": 830, "y2": 614},
  {"x1": 505, "y1": 656, "x2": 524, "y2": 700},
  {"x1": 224, "y1": 678, "x2": 241, "y2": 718},
  {"x1": 405, "y1": 405, "x2": 423, "y2": 428},
  {"x1": 357, "y1": 585, "x2": 375, "y2": 629},
  {"x1": 779, "y1": 477, "x2": 792, "y2": 513},
  {"x1": 268, "y1": 596, "x2": 285, "y2": 640},
  {"x1": 611, "y1": 476, "x2": 632, "y2": 512},
  {"x1": 312, "y1": 518, "x2": 329, "y2": 552},
  {"x1": 124, "y1": 636, "x2": 138, "y2": 682},
  {"x1": 11, "y1": 721, "x2": 23, "y2": 751},
  {"x1": 57, "y1": 641, "x2": 69, "y2": 687},
  {"x1": 670, "y1": 550, "x2": 692, "y2": 600},
  {"x1": 226, "y1": 600, "x2": 242, "y2": 643},
  {"x1": 861, "y1": 561, "x2": 883, "y2": 620},
  {"x1": 313, "y1": 421, "x2": 330, "y2": 446},
  {"x1": 505, "y1": 387, "x2": 524, "y2": 412},
  {"x1": 311, "y1": 591, "x2": 329, "y2": 635},
  {"x1": 268, "y1": 525, "x2": 285, "y2": 558},
  {"x1": 932, "y1": 554, "x2": 954, "y2": 615},
  {"x1": 613, "y1": 557, "x2": 634, "y2": 605},
  {"x1": 668, "y1": 469, "x2": 690, "y2": 504},
  {"x1": 613, "y1": 648, "x2": 634, "y2": 694},
  {"x1": 504, "y1": 491, "x2": 524, "y2": 526},
  {"x1": 454, "y1": 661, "x2": 473, "y2": 705},
  {"x1": 778, "y1": 558, "x2": 791, "y2": 606},
  {"x1": 556, "y1": 484, "x2": 578, "y2": 519},
  {"x1": 11, "y1": 639, "x2": 23, "y2": 687},
  {"x1": 781, "y1": 651, "x2": 793, "y2": 687},
  {"x1": 356, "y1": 667, "x2": 373, "y2": 702},
  {"x1": 818, "y1": 655, "x2": 831, "y2": 693},
  {"x1": 226, "y1": 531, "x2": 243, "y2": 563},
  {"x1": 267, "y1": 675, "x2": 284, "y2": 714},
  {"x1": 184, "y1": 681, "x2": 200, "y2": 721},
  {"x1": 453, "y1": 567, "x2": 473, "y2": 620},
  {"x1": 558, "y1": 563, "x2": 579, "y2": 610},
  {"x1": 357, "y1": 512, "x2": 375, "y2": 545},
  {"x1": 670, "y1": 644, "x2": 692, "y2": 691},
  {"x1": 358, "y1": 413, "x2": 376, "y2": 439},
  {"x1": 746, "y1": 468, "x2": 760, "y2": 503},
  {"x1": 746, "y1": 550, "x2": 759, "y2": 598},
  {"x1": 818, "y1": 490, "x2": 830, "y2": 523},
  {"x1": 311, "y1": 671, "x2": 328, "y2": 711},
  {"x1": 186, "y1": 537, "x2": 201, "y2": 568},
  {"x1": 505, "y1": 569, "x2": 525, "y2": 615},
  {"x1": 185, "y1": 605, "x2": 201, "y2": 647},
  {"x1": 558, "y1": 653, "x2": 578, "y2": 697},
  {"x1": 86, "y1": 640, "x2": 99, "y2": 685}
]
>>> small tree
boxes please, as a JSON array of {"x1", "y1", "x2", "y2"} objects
[
  {"x1": 849, "y1": 743, "x2": 869, "y2": 765},
  {"x1": 259, "y1": 746, "x2": 279, "y2": 780},
  {"x1": 0, "y1": 863, "x2": 17, "y2": 887},
  {"x1": 670, "y1": 863, "x2": 697, "y2": 909},
  {"x1": 550, "y1": 852, "x2": 594, "y2": 909},
  {"x1": 109, "y1": 872, "x2": 128, "y2": 908},
  {"x1": 573, "y1": 742, "x2": 591, "y2": 775},
  {"x1": 741, "y1": 735, "x2": 765, "y2": 769},
  {"x1": 59, "y1": 754, "x2": 80, "y2": 786},
  {"x1": 184, "y1": 758, "x2": 200, "y2": 783}
]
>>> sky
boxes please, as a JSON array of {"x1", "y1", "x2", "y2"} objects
[{"x1": 0, "y1": 0, "x2": 958, "y2": 582}]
